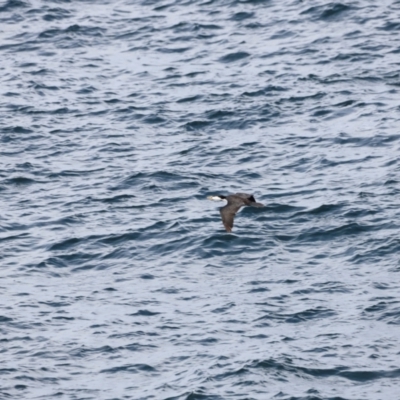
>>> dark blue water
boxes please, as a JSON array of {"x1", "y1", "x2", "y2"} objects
[{"x1": 1, "y1": 1, "x2": 400, "y2": 399}]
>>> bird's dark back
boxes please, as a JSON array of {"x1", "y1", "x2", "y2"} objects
[{"x1": 229, "y1": 194, "x2": 256, "y2": 207}]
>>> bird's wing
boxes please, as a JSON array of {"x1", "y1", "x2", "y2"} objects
[{"x1": 220, "y1": 203, "x2": 242, "y2": 232}]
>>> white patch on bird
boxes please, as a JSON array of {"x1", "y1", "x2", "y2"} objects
[{"x1": 207, "y1": 196, "x2": 227, "y2": 202}]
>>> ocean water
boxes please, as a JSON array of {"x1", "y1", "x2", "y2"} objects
[{"x1": 1, "y1": 0, "x2": 400, "y2": 399}]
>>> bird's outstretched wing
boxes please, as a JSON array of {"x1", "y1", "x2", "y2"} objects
[{"x1": 219, "y1": 203, "x2": 242, "y2": 232}]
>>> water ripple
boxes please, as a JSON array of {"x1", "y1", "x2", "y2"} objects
[{"x1": 1, "y1": 0, "x2": 400, "y2": 399}]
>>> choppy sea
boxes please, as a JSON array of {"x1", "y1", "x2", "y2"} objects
[{"x1": 1, "y1": 0, "x2": 400, "y2": 399}]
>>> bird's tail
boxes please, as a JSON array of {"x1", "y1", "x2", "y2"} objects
[{"x1": 251, "y1": 202, "x2": 264, "y2": 208}]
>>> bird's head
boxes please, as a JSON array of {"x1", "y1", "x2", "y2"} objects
[{"x1": 207, "y1": 195, "x2": 226, "y2": 201}]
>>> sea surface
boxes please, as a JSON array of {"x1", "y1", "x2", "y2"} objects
[{"x1": 1, "y1": 0, "x2": 400, "y2": 399}]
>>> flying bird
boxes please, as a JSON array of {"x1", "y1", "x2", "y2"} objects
[{"x1": 207, "y1": 193, "x2": 264, "y2": 232}]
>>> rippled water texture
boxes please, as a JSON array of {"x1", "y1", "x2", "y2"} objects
[{"x1": 1, "y1": 0, "x2": 400, "y2": 399}]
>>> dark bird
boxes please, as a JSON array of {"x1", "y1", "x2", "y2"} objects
[{"x1": 207, "y1": 193, "x2": 264, "y2": 232}]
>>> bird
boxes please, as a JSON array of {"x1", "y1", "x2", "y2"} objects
[{"x1": 207, "y1": 193, "x2": 264, "y2": 232}]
